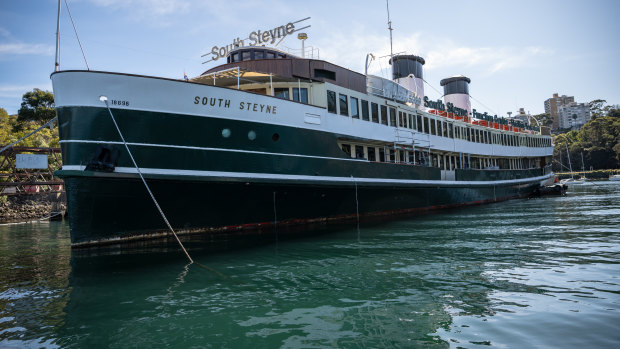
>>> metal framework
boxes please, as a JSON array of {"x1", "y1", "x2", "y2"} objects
[{"x1": 0, "y1": 147, "x2": 64, "y2": 196}]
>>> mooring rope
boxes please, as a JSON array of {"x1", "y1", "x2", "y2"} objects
[
  {"x1": 0, "y1": 212, "x2": 63, "y2": 226},
  {"x1": 100, "y1": 96, "x2": 194, "y2": 264}
]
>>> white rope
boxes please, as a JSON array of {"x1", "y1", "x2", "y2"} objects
[
  {"x1": 0, "y1": 211, "x2": 63, "y2": 226},
  {"x1": 101, "y1": 96, "x2": 193, "y2": 264}
]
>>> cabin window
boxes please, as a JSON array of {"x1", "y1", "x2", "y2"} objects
[
  {"x1": 255, "y1": 50, "x2": 264, "y2": 59},
  {"x1": 417, "y1": 115, "x2": 423, "y2": 132},
  {"x1": 327, "y1": 90, "x2": 337, "y2": 114},
  {"x1": 398, "y1": 111, "x2": 404, "y2": 127},
  {"x1": 231, "y1": 52, "x2": 240, "y2": 62},
  {"x1": 379, "y1": 148, "x2": 385, "y2": 162},
  {"x1": 430, "y1": 119, "x2": 436, "y2": 135},
  {"x1": 339, "y1": 94, "x2": 349, "y2": 116},
  {"x1": 361, "y1": 100, "x2": 369, "y2": 121},
  {"x1": 381, "y1": 105, "x2": 388, "y2": 125},
  {"x1": 409, "y1": 114, "x2": 415, "y2": 129},
  {"x1": 389, "y1": 108, "x2": 396, "y2": 126},
  {"x1": 293, "y1": 88, "x2": 308, "y2": 103},
  {"x1": 368, "y1": 147, "x2": 376, "y2": 161},
  {"x1": 314, "y1": 69, "x2": 336, "y2": 80},
  {"x1": 448, "y1": 123, "x2": 453, "y2": 138},
  {"x1": 340, "y1": 143, "x2": 351, "y2": 156},
  {"x1": 242, "y1": 51, "x2": 252, "y2": 61},
  {"x1": 371, "y1": 102, "x2": 379, "y2": 123},
  {"x1": 350, "y1": 97, "x2": 359, "y2": 118},
  {"x1": 265, "y1": 51, "x2": 275, "y2": 59},
  {"x1": 355, "y1": 145, "x2": 365, "y2": 159},
  {"x1": 275, "y1": 88, "x2": 289, "y2": 100}
]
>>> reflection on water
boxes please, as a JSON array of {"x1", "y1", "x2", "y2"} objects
[{"x1": 1, "y1": 182, "x2": 619, "y2": 348}]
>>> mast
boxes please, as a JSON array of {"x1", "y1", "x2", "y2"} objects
[
  {"x1": 386, "y1": 0, "x2": 393, "y2": 60},
  {"x1": 565, "y1": 143, "x2": 573, "y2": 179},
  {"x1": 55, "y1": 0, "x2": 61, "y2": 71}
]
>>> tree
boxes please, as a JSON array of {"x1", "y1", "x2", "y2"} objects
[
  {"x1": 17, "y1": 88, "x2": 55, "y2": 124},
  {"x1": 532, "y1": 113, "x2": 552, "y2": 128}
]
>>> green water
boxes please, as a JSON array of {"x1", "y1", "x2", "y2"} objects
[{"x1": 1, "y1": 182, "x2": 619, "y2": 348}]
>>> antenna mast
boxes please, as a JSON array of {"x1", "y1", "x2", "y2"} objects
[
  {"x1": 386, "y1": 0, "x2": 393, "y2": 60},
  {"x1": 55, "y1": 0, "x2": 61, "y2": 71}
]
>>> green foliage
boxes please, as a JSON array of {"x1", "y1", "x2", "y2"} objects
[
  {"x1": 17, "y1": 88, "x2": 56, "y2": 124},
  {"x1": 553, "y1": 101, "x2": 620, "y2": 171},
  {"x1": 1, "y1": 107, "x2": 59, "y2": 149},
  {"x1": 532, "y1": 113, "x2": 553, "y2": 128}
]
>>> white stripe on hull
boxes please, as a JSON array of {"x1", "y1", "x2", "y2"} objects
[{"x1": 60, "y1": 165, "x2": 552, "y2": 187}]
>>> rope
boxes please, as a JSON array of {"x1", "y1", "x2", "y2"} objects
[
  {"x1": 0, "y1": 211, "x2": 63, "y2": 226},
  {"x1": 101, "y1": 97, "x2": 193, "y2": 264},
  {"x1": 0, "y1": 117, "x2": 57, "y2": 154},
  {"x1": 63, "y1": 0, "x2": 89, "y2": 70}
]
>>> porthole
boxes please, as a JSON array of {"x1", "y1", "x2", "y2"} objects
[
  {"x1": 272, "y1": 133, "x2": 280, "y2": 142},
  {"x1": 221, "y1": 128, "x2": 231, "y2": 138},
  {"x1": 248, "y1": 130, "x2": 257, "y2": 140}
]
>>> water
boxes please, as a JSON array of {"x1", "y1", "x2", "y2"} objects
[{"x1": 1, "y1": 182, "x2": 619, "y2": 348}]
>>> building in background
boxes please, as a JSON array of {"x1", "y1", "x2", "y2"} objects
[
  {"x1": 544, "y1": 93, "x2": 574, "y2": 130},
  {"x1": 558, "y1": 102, "x2": 590, "y2": 130}
]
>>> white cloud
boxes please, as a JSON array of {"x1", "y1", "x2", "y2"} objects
[
  {"x1": 0, "y1": 27, "x2": 10, "y2": 38},
  {"x1": 313, "y1": 28, "x2": 551, "y2": 79},
  {"x1": 90, "y1": 0, "x2": 190, "y2": 19},
  {"x1": 0, "y1": 84, "x2": 52, "y2": 98},
  {"x1": 0, "y1": 43, "x2": 54, "y2": 56}
]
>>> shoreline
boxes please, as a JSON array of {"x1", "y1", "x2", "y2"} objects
[{"x1": 0, "y1": 192, "x2": 66, "y2": 224}]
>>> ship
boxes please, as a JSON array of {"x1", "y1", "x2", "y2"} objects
[{"x1": 52, "y1": 20, "x2": 554, "y2": 247}]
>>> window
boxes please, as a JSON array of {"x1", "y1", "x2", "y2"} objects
[
  {"x1": 417, "y1": 115, "x2": 423, "y2": 132},
  {"x1": 265, "y1": 51, "x2": 275, "y2": 59},
  {"x1": 379, "y1": 148, "x2": 385, "y2": 162},
  {"x1": 389, "y1": 108, "x2": 396, "y2": 126},
  {"x1": 327, "y1": 90, "x2": 337, "y2": 114},
  {"x1": 275, "y1": 88, "x2": 289, "y2": 100},
  {"x1": 381, "y1": 105, "x2": 388, "y2": 125},
  {"x1": 371, "y1": 103, "x2": 379, "y2": 123},
  {"x1": 398, "y1": 111, "x2": 404, "y2": 127},
  {"x1": 368, "y1": 147, "x2": 376, "y2": 161},
  {"x1": 254, "y1": 50, "x2": 264, "y2": 59},
  {"x1": 293, "y1": 88, "x2": 308, "y2": 103},
  {"x1": 409, "y1": 114, "x2": 415, "y2": 129},
  {"x1": 361, "y1": 100, "x2": 369, "y2": 121},
  {"x1": 355, "y1": 145, "x2": 364, "y2": 159},
  {"x1": 339, "y1": 94, "x2": 349, "y2": 116},
  {"x1": 242, "y1": 50, "x2": 251, "y2": 61},
  {"x1": 314, "y1": 69, "x2": 336, "y2": 80},
  {"x1": 350, "y1": 97, "x2": 359, "y2": 118},
  {"x1": 340, "y1": 143, "x2": 351, "y2": 156},
  {"x1": 438, "y1": 121, "x2": 443, "y2": 137},
  {"x1": 231, "y1": 52, "x2": 240, "y2": 62},
  {"x1": 430, "y1": 119, "x2": 436, "y2": 135}
]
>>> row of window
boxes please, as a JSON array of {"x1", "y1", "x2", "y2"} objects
[
  {"x1": 339, "y1": 142, "x2": 544, "y2": 171},
  {"x1": 228, "y1": 49, "x2": 290, "y2": 63},
  {"x1": 275, "y1": 87, "x2": 308, "y2": 104},
  {"x1": 327, "y1": 90, "x2": 551, "y2": 148}
]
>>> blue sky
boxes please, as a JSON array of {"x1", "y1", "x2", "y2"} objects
[{"x1": 1, "y1": 0, "x2": 618, "y2": 116}]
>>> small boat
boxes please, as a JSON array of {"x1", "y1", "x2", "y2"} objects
[{"x1": 610, "y1": 174, "x2": 620, "y2": 181}]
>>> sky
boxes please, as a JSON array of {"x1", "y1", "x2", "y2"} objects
[{"x1": 1, "y1": 0, "x2": 619, "y2": 117}]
